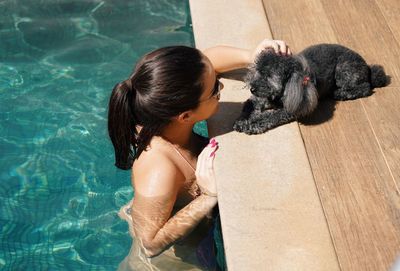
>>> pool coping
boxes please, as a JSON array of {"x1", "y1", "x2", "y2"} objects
[{"x1": 188, "y1": 0, "x2": 340, "y2": 270}]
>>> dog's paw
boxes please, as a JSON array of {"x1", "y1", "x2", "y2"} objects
[
  {"x1": 233, "y1": 118, "x2": 266, "y2": 135},
  {"x1": 233, "y1": 118, "x2": 249, "y2": 133}
]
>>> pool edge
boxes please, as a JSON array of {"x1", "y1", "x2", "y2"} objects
[{"x1": 188, "y1": 0, "x2": 340, "y2": 270}]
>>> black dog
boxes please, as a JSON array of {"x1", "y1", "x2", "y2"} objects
[{"x1": 233, "y1": 44, "x2": 390, "y2": 134}]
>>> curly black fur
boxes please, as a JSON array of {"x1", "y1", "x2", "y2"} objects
[{"x1": 233, "y1": 44, "x2": 391, "y2": 134}]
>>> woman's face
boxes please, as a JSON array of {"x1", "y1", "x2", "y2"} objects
[{"x1": 191, "y1": 54, "x2": 223, "y2": 121}]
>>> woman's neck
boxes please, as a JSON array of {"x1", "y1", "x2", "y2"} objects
[{"x1": 160, "y1": 122, "x2": 196, "y2": 150}]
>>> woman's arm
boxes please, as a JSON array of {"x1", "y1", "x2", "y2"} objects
[
  {"x1": 203, "y1": 39, "x2": 292, "y2": 74},
  {"x1": 203, "y1": 46, "x2": 252, "y2": 74},
  {"x1": 132, "y1": 191, "x2": 217, "y2": 257}
]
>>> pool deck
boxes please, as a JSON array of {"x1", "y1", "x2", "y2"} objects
[{"x1": 189, "y1": 0, "x2": 400, "y2": 270}]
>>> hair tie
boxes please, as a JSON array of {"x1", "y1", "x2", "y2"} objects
[
  {"x1": 121, "y1": 79, "x2": 137, "y2": 102},
  {"x1": 124, "y1": 79, "x2": 133, "y2": 91},
  {"x1": 119, "y1": 79, "x2": 137, "y2": 119},
  {"x1": 303, "y1": 76, "x2": 310, "y2": 86}
]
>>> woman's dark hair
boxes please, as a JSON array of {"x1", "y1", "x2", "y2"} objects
[{"x1": 108, "y1": 46, "x2": 206, "y2": 170}]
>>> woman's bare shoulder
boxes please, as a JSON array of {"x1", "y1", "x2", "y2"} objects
[{"x1": 132, "y1": 145, "x2": 184, "y2": 198}]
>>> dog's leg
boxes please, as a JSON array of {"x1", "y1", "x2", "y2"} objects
[
  {"x1": 251, "y1": 109, "x2": 296, "y2": 133},
  {"x1": 241, "y1": 96, "x2": 273, "y2": 114},
  {"x1": 234, "y1": 108, "x2": 296, "y2": 134},
  {"x1": 252, "y1": 96, "x2": 274, "y2": 111},
  {"x1": 333, "y1": 82, "x2": 371, "y2": 100},
  {"x1": 333, "y1": 61, "x2": 372, "y2": 100},
  {"x1": 233, "y1": 96, "x2": 274, "y2": 131},
  {"x1": 236, "y1": 98, "x2": 256, "y2": 120}
]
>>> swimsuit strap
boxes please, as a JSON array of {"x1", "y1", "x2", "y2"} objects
[{"x1": 169, "y1": 143, "x2": 196, "y2": 173}]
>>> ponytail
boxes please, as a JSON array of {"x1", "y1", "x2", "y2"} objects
[{"x1": 108, "y1": 79, "x2": 137, "y2": 170}]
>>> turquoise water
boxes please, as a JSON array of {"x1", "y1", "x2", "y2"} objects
[{"x1": 0, "y1": 1, "x2": 207, "y2": 270}]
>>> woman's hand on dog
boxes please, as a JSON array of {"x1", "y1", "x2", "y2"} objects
[{"x1": 251, "y1": 39, "x2": 292, "y2": 62}]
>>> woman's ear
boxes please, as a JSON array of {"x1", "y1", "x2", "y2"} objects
[{"x1": 176, "y1": 111, "x2": 193, "y2": 123}]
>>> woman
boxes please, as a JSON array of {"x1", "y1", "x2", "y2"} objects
[{"x1": 108, "y1": 39, "x2": 291, "y2": 270}]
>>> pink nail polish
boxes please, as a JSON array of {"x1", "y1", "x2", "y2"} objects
[{"x1": 210, "y1": 138, "x2": 216, "y2": 144}]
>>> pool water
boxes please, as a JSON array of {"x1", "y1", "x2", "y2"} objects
[{"x1": 0, "y1": 0, "x2": 208, "y2": 270}]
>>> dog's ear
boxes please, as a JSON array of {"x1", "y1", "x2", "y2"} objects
[
  {"x1": 283, "y1": 72, "x2": 303, "y2": 114},
  {"x1": 283, "y1": 73, "x2": 318, "y2": 116}
]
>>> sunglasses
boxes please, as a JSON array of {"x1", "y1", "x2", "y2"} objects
[{"x1": 200, "y1": 79, "x2": 222, "y2": 102}]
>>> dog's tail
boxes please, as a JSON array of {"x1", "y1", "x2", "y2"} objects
[{"x1": 370, "y1": 65, "x2": 391, "y2": 88}]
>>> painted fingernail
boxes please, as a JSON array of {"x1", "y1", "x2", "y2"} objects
[
  {"x1": 210, "y1": 138, "x2": 216, "y2": 144},
  {"x1": 209, "y1": 151, "x2": 216, "y2": 157}
]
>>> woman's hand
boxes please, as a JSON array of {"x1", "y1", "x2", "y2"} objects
[
  {"x1": 250, "y1": 38, "x2": 292, "y2": 63},
  {"x1": 195, "y1": 138, "x2": 219, "y2": 197}
]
